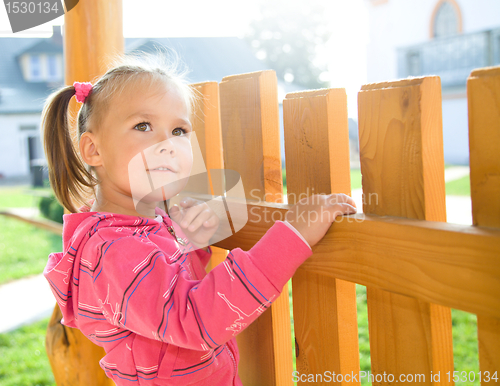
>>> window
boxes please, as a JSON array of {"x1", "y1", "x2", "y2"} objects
[
  {"x1": 30, "y1": 55, "x2": 41, "y2": 81},
  {"x1": 19, "y1": 125, "x2": 37, "y2": 131},
  {"x1": 47, "y1": 55, "x2": 58, "y2": 79},
  {"x1": 407, "y1": 51, "x2": 421, "y2": 75},
  {"x1": 434, "y1": 1, "x2": 459, "y2": 38}
]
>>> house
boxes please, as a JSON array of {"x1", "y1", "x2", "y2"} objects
[
  {"x1": 0, "y1": 27, "x2": 319, "y2": 184},
  {"x1": 0, "y1": 26, "x2": 64, "y2": 185},
  {"x1": 365, "y1": 0, "x2": 500, "y2": 165}
]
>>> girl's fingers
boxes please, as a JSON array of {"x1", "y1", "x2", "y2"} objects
[
  {"x1": 186, "y1": 210, "x2": 216, "y2": 232},
  {"x1": 343, "y1": 203, "x2": 357, "y2": 213},
  {"x1": 177, "y1": 201, "x2": 205, "y2": 228},
  {"x1": 168, "y1": 204, "x2": 181, "y2": 221},
  {"x1": 179, "y1": 197, "x2": 201, "y2": 208},
  {"x1": 177, "y1": 200, "x2": 215, "y2": 231},
  {"x1": 328, "y1": 202, "x2": 357, "y2": 219}
]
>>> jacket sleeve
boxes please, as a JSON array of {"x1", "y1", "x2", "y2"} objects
[{"x1": 88, "y1": 220, "x2": 312, "y2": 351}]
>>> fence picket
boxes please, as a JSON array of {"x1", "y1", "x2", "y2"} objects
[
  {"x1": 467, "y1": 66, "x2": 500, "y2": 385},
  {"x1": 358, "y1": 76, "x2": 454, "y2": 385},
  {"x1": 283, "y1": 89, "x2": 360, "y2": 385},
  {"x1": 219, "y1": 70, "x2": 293, "y2": 386}
]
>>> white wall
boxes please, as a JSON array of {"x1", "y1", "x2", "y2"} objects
[
  {"x1": 0, "y1": 113, "x2": 42, "y2": 177},
  {"x1": 459, "y1": 0, "x2": 500, "y2": 33},
  {"x1": 366, "y1": 0, "x2": 500, "y2": 83},
  {"x1": 365, "y1": 0, "x2": 500, "y2": 165}
]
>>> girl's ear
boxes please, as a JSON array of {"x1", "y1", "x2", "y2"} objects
[{"x1": 80, "y1": 132, "x2": 102, "y2": 167}]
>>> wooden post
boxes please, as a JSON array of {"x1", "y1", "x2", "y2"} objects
[
  {"x1": 45, "y1": 1, "x2": 123, "y2": 385},
  {"x1": 283, "y1": 89, "x2": 360, "y2": 385},
  {"x1": 219, "y1": 70, "x2": 293, "y2": 386},
  {"x1": 357, "y1": 76, "x2": 454, "y2": 385},
  {"x1": 467, "y1": 65, "x2": 500, "y2": 385}
]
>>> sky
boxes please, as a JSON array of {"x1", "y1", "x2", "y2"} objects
[{"x1": 0, "y1": 0, "x2": 369, "y2": 118}]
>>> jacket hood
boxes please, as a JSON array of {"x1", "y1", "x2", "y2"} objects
[{"x1": 43, "y1": 201, "x2": 169, "y2": 327}]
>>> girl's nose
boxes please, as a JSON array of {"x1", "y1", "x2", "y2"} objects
[{"x1": 157, "y1": 138, "x2": 176, "y2": 156}]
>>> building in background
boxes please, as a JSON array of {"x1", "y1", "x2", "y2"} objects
[
  {"x1": 365, "y1": 0, "x2": 500, "y2": 165},
  {"x1": 0, "y1": 26, "x2": 64, "y2": 185},
  {"x1": 0, "y1": 29, "x2": 276, "y2": 183}
]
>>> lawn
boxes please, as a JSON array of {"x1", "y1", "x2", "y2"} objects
[
  {"x1": 0, "y1": 216, "x2": 62, "y2": 285},
  {"x1": 0, "y1": 186, "x2": 52, "y2": 211},
  {"x1": 445, "y1": 175, "x2": 471, "y2": 196},
  {"x1": 352, "y1": 285, "x2": 480, "y2": 386},
  {"x1": 0, "y1": 317, "x2": 55, "y2": 386},
  {"x1": 0, "y1": 185, "x2": 62, "y2": 284}
]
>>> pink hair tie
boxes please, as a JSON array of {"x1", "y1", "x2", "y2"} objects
[{"x1": 73, "y1": 81, "x2": 93, "y2": 103}]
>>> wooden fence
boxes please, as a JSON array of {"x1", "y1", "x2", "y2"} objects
[
  {"x1": 190, "y1": 68, "x2": 500, "y2": 386},
  {"x1": 44, "y1": 1, "x2": 499, "y2": 385}
]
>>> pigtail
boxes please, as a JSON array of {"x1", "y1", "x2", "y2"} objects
[{"x1": 41, "y1": 86, "x2": 97, "y2": 213}]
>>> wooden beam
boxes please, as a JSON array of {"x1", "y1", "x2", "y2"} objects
[
  {"x1": 468, "y1": 65, "x2": 500, "y2": 385},
  {"x1": 209, "y1": 203, "x2": 500, "y2": 320},
  {"x1": 0, "y1": 210, "x2": 63, "y2": 235}
]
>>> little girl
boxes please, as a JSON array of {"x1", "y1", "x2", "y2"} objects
[{"x1": 41, "y1": 54, "x2": 357, "y2": 386}]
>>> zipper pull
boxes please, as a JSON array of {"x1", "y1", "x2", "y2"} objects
[{"x1": 166, "y1": 224, "x2": 188, "y2": 246}]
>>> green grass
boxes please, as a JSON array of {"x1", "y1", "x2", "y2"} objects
[
  {"x1": 0, "y1": 317, "x2": 55, "y2": 386},
  {"x1": 0, "y1": 186, "x2": 52, "y2": 210},
  {"x1": 0, "y1": 216, "x2": 62, "y2": 285},
  {"x1": 355, "y1": 285, "x2": 480, "y2": 386},
  {"x1": 356, "y1": 285, "x2": 371, "y2": 376},
  {"x1": 445, "y1": 175, "x2": 471, "y2": 196},
  {"x1": 350, "y1": 169, "x2": 362, "y2": 190}
]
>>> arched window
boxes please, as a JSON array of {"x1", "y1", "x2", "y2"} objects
[{"x1": 433, "y1": 1, "x2": 460, "y2": 38}]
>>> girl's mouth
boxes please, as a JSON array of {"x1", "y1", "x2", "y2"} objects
[{"x1": 148, "y1": 166, "x2": 176, "y2": 172}]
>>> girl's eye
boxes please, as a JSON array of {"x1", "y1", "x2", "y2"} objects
[
  {"x1": 134, "y1": 122, "x2": 151, "y2": 132},
  {"x1": 172, "y1": 127, "x2": 187, "y2": 136}
]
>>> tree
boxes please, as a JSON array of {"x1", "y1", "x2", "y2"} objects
[{"x1": 245, "y1": 0, "x2": 331, "y2": 89}]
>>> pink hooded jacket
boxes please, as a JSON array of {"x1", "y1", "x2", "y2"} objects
[{"x1": 44, "y1": 203, "x2": 313, "y2": 385}]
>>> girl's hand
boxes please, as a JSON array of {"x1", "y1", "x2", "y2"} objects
[
  {"x1": 169, "y1": 197, "x2": 220, "y2": 249},
  {"x1": 285, "y1": 193, "x2": 357, "y2": 248}
]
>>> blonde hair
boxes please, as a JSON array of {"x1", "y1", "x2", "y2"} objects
[{"x1": 41, "y1": 50, "x2": 196, "y2": 213}]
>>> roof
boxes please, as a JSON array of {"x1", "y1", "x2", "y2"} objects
[
  {"x1": 0, "y1": 36, "x2": 62, "y2": 114},
  {"x1": 17, "y1": 38, "x2": 63, "y2": 55},
  {"x1": 125, "y1": 37, "x2": 269, "y2": 84}
]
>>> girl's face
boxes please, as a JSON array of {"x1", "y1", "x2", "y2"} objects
[{"x1": 92, "y1": 79, "x2": 194, "y2": 214}]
